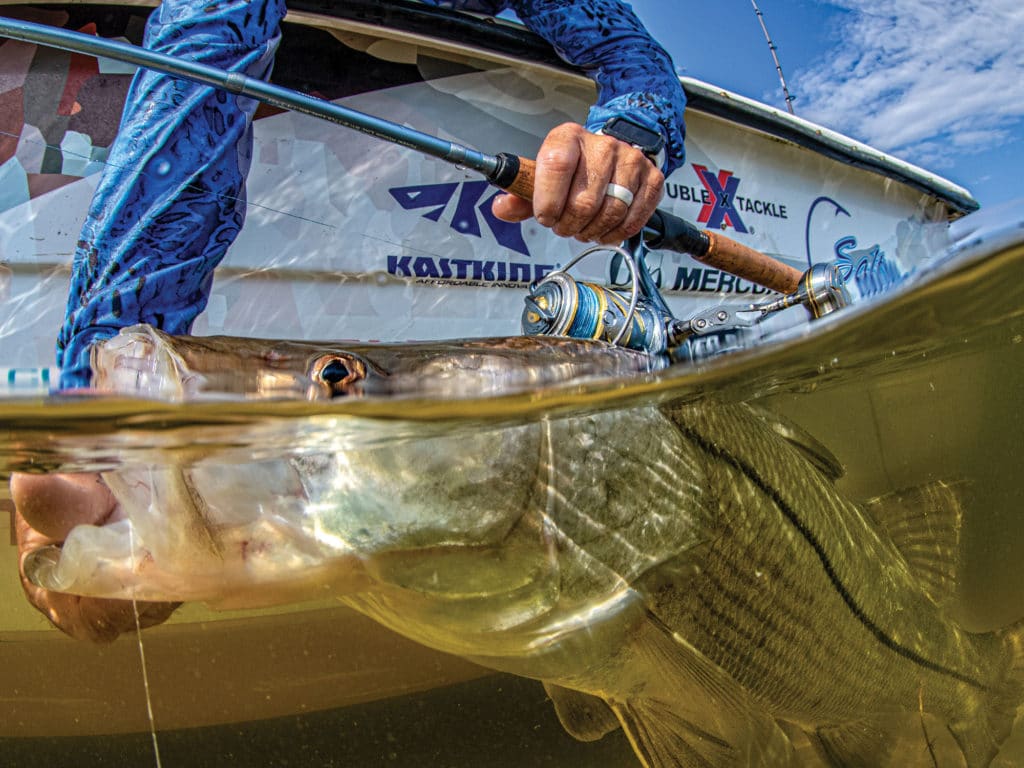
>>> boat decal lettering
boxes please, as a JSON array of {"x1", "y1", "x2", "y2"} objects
[
  {"x1": 834, "y1": 236, "x2": 904, "y2": 297},
  {"x1": 670, "y1": 266, "x2": 772, "y2": 295},
  {"x1": 387, "y1": 255, "x2": 553, "y2": 287}
]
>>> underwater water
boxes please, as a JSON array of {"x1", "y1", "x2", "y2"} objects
[{"x1": 1, "y1": 229, "x2": 1024, "y2": 767}]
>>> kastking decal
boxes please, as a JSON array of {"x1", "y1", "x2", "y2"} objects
[{"x1": 389, "y1": 180, "x2": 530, "y2": 256}]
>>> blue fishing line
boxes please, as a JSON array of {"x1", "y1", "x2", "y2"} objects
[{"x1": 568, "y1": 282, "x2": 604, "y2": 340}]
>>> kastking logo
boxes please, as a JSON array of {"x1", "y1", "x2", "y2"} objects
[{"x1": 389, "y1": 181, "x2": 530, "y2": 256}]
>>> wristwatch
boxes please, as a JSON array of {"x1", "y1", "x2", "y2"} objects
[{"x1": 598, "y1": 116, "x2": 666, "y2": 170}]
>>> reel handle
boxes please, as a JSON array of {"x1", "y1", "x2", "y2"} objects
[{"x1": 488, "y1": 153, "x2": 802, "y2": 296}]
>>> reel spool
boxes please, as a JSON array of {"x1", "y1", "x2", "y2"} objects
[{"x1": 521, "y1": 244, "x2": 672, "y2": 354}]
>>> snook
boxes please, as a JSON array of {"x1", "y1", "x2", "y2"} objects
[{"x1": 29, "y1": 325, "x2": 1024, "y2": 768}]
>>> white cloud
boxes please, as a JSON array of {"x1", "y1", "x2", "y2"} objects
[{"x1": 792, "y1": 0, "x2": 1024, "y2": 165}]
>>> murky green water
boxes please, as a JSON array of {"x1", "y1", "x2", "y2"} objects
[{"x1": 2, "y1": 234, "x2": 1023, "y2": 766}]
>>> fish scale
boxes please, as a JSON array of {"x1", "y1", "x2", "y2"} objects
[{"x1": 660, "y1": 404, "x2": 1001, "y2": 737}]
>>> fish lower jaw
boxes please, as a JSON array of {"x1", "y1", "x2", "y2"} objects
[{"x1": 91, "y1": 324, "x2": 197, "y2": 399}]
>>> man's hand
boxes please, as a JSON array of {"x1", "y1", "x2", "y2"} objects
[
  {"x1": 490, "y1": 122, "x2": 665, "y2": 245},
  {"x1": 11, "y1": 473, "x2": 179, "y2": 642}
]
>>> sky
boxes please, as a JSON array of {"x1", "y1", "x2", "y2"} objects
[{"x1": 622, "y1": 0, "x2": 1023, "y2": 211}]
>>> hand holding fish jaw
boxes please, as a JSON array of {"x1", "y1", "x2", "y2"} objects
[
  {"x1": 10, "y1": 472, "x2": 179, "y2": 642},
  {"x1": 490, "y1": 122, "x2": 665, "y2": 245}
]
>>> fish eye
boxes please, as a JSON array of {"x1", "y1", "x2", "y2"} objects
[
  {"x1": 319, "y1": 359, "x2": 350, "y2": 384},
  {"x1": 311, "y1": 354, "x2": 365, "y2": 397}
]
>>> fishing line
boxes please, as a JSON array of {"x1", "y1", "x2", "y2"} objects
[
  {"x1": 0, "y1": 128, "x2": 336, "y2": 229},
  {"x1": 128, "y1": 519, "x2": 163, "y2": 768}
]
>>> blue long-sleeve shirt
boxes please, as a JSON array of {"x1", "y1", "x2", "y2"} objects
[
  {"x1": 56, "y1": 0, "x2": 687, "y2": 388},
  {"x1": 424, "y1": 1, "x2": 686, "y2": 171}
]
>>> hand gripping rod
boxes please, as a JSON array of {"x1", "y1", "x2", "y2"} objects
[{"x1": 0, "y1": 16, "x2": 803, "y2": 295}]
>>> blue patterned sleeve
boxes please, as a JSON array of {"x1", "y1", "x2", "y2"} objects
[
  {"x1": 56, "y1": 0, "x2": 288, "y2": 388},
  {"x1": 433, "y1": 0, "x2": 687, "y2": 174}
]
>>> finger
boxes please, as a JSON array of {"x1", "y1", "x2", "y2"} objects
[
  {"x1": 19, "y1": 550, "x2": 178, "y2": 642},
  {"x1": 10, "y1": 472, "x2": 116, "y2": 539},
  {"x1": 76, "y1": 596, "x2": 139, "y2": 643},
  {"x1": 576, "y1": 161, "x2": 645, "y2": 244},
  {"x1": 549, "y1": 138, "x2": 617, "y2": 239},
  {"x1": 597, "y1": 166, "x2": 665, "y2": 244},
  {"x1": 16, "y1": 568, "x2": 125, "y2": 643},
  {"x1": 490, "y1": 192, "x2": 533, "y2": 223},
  {"x1": 13, "y1": 488, "x2": 179, "y2": 642},
  {"x1": 138, "y1": 601, "x2": 183, "y2": 629},
  {"x1": 532, "y1": 123, "x2": 584, "y2": 230}
]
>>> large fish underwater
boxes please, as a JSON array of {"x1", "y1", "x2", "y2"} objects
[{"x1": 26, "y1": 324, "x2": 1024, "y2": 768}]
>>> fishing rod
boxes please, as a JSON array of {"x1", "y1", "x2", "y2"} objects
[{"x1": 0, "y1": 16, "x2": 803, "y2": 297}]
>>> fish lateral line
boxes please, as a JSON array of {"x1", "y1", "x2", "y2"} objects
[{"x1": 676, "y1": 422, "x2": 988, "y2": 693}]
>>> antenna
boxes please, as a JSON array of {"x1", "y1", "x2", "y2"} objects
[{"x1": 750, "y1": 0, "x2": 796, "y2": 115}]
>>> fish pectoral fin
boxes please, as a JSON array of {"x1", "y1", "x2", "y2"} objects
[
  {"x1": 542, "y1": 682, "x2": 620, "y2": 742},
  {"x1": 613, "y1": 698, "x2": 735, "y2": 768},
  {"x1": 991, "y1": 702, "x2": 1024, "y2": 768},
  {"x1": 614, "y1": 615, "x2": 800, "y2": 767},
  {"x1": 862, "y1": 480, "x2": 967, "y2": 609}
]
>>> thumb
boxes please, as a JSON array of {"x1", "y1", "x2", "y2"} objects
[
  {"x1": 490, "y1": 192, "x2": 534, "y2": 223},
  {"x1": 10, "y1": 473, "x2": 116, "y2": 540}
]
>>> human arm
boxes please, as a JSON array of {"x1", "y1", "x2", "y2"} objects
[{"x1": 434, "y1": 0, "x2": 687, "y2": 242}]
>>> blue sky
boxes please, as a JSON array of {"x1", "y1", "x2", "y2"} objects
[{"x1": 623, "y1": 0, "x2": 1022, "y2": 210}]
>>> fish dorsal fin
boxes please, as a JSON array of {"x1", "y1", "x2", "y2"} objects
[
  {"x1": 746, "y1": 404, "x2": 845, "y2": 482},
  {"x1": 542, "y1": 683, "x2": 620, "y2": 742},
  {"x1": 863, "y1": 480, "x2": 965, "y2": 609}
]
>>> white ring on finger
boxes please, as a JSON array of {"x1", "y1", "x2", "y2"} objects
[{"x1": 604, "y1": 182, "x2": 635, "y2": 207}]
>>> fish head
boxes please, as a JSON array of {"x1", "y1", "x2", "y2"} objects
[
  {"x1": 71, "y1": 325, "x2": 681, "y2": 644},
  {"x1": 89, "y1": 324, "x2": 666, "y2": 400}
]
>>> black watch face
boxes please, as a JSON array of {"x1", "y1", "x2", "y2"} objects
[{"x1": 605, "y1": 117, "x2": 663, "y2": 153}]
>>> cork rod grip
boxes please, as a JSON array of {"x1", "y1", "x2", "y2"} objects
[
  {"x1": 500, "y1": 156, "x2": 536, "y2": 201},
  {"x1": 702, "y1": 231, "x2": 803, "y2": 295}
]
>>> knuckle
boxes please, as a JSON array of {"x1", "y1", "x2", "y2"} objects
[
  {"x1": 534, "y1": 208, "x2": 557, "y2": 227},
  {"x1": 552, "y1": 121, "x2": 584, "y2": 140},
  {"x1": 621, "y1": 219, "x2": 645, "y2": 239},
  {"x1": 537, "y1": 147, "x2": 578, "y2": 175},
  {"x1": 571, "y1": 191, "x2": 602, "y2": 214},
  {"x1": 621, "y1": 145, "x2": 647, "y2": 166}
]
